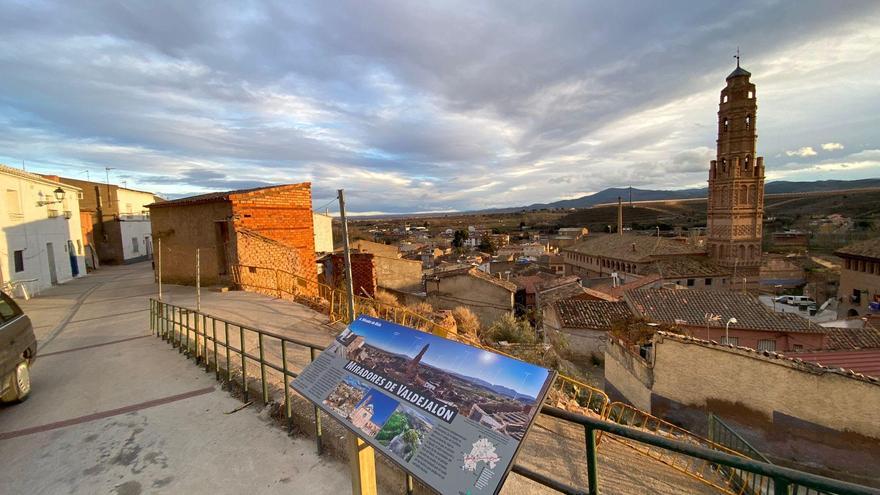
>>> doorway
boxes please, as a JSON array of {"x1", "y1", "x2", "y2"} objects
[
  {"x1": 68, "y1": 240, "x2": 79, "y2": 277},
  {"x1": 46, "y1": 242, "x2": 58, "y2": 285}
]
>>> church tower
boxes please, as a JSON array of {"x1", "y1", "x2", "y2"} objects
[{"x1": 707, "y1": 59, "x2": 765, "y2": 289}]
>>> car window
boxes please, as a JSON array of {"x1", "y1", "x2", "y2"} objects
[{"x1": 0, "y1": 292, "x2": 22, "y2": 321}]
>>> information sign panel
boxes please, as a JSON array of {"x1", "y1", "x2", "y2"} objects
[{"x1": 291, "y1": 315, "x2": 556, "y2": 495}]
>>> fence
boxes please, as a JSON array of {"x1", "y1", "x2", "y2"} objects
[
  {"x1": 708, "y1": 414, "x2": 831, "y2": 495},
  {"x1": 148, "y1": 299, "x2": 879, "y2": 495}
]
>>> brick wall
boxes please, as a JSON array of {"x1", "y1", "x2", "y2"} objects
[
  {"x1": 232, "y1": 228, "x2": 316, "y2": 298},
  {"x1": 230, "y1": 183, "x2": 317, "y2": 284},
  {"x1": 324, "y1": 252, "x2": 376, "y2": 297}
]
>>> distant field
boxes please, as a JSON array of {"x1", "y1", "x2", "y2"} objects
[{"x1": 351, "y1": 188, "x2": 880, "y2": 236}]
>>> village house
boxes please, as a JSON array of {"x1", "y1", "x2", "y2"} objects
[
  {"x1": 759, "y1": 254, "x2": 806, "y2": 290},
  {"x1": 834, "y1": 237, "x2": 880, "y2": 318},
  {"x1": 344, "y1": 239, "x2": 422, "y2": 295},
  {"x1": 148, "y1": 183, "x2": 317, "y2": 295},
  {"x1": 538, "y1": 254, "x2": 565, "y2": 275},
  {"x1": 0, "y1": 165, "x2": 86, "y2": 296},
  {"x1": 544, "y1": 299, "x2": 631, "y2": 361},
  {"x1": 625, "y1": 289, "x2": 825, "y2": 351},
  {"x1": 425, "y1": 265, "x2": 516, "y2": 327},
  {"x1": 52, "y1": 176, "x2": 160, "y2": 266},
  {"x1": 312, "y1": 212, "x2": 334, "y2": 253}
]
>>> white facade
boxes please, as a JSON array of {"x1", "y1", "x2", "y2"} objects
[
  {"x1": 313, "y1": 212, "x2": 334, "y2": 253},
  {"x1": 116, "y1": 187, "x2": 156, "y2": 261},
  {"x1": 0, "y1": 165, "x2": 86, "y2": 296}
]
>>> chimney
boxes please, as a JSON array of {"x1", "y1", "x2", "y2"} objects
[{"x1": 617, "y1": 196, "x2": 623, "y2": 236}]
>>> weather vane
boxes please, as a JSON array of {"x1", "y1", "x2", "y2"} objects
[{"x1": 734, "y1": 47, "x2": 741, "y2": 67}]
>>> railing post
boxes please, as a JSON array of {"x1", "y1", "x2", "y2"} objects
[
  {"x1": 203, "y1": 314, "x2": 209, "y2": 372},
  {"x1": 225, "y1": 321, "x2": 231, "y2": 384},
  {"x1": 310, "y1": 347, "x2": 323, "y2": 455},
  {"x1": 212, "y1": 318, "x2": 219, "y2": 379},
  {"x1": 258, "y1": 333, "x2": 268, "y2": 404},
  {"x1": 240, "y1": 326, "x2": 248, "y2": 402},
  {"x1": 193, "y1": 311, "x2": 200, "y2": 362},
  {"x1": 281, "y1": 341, "x2": 291, "y2": 433},
  {"x1": 184, "y1": 310, "x2": 191, "y2": 355},
  {"x1": 773, "y1": 477, "x2": 791, "y2": 495},
  {"x1": 585, "y1": 425, "x2": 599, "y2": 495}
]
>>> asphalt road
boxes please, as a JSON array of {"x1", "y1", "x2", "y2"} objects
[{"x1": 0, "y1": 262, "x2": 349, "y2": 495}]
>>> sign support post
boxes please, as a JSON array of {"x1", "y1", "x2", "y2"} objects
[{"x1": 338, "y1": 189, "x2": 378, "y2": 495}]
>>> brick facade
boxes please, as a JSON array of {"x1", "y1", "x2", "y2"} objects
[
  {"x1": 149, "y1": 183, "x2": 318, "y2": 295},
  {"x1": 324, "y1": 252, "x2": 377, "y2": 297}
]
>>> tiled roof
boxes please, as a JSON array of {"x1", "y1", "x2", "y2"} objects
[
  {"x1": 824, "y1": 325, "x2": 880, "y2": 350},
  {"x1": 626, "y1": 289, "x2": 821, "y2": 333},
  {"x1": 591, "y1": 274, "x2": 662, "y2": 300},
  {"x1": 554, "y1": 299, "x2": 632, "y2": 330},
  {"x1": 148, "y1": 183, "x2": 308, "y2": 208},
  {"x1": 468, "y1": 267, "x2": 518, "y2": 292},
  {"x1": 513, "y1": 273, "x2": 579, "y2": 294},
  {"x1": 835, "y1": 238, "x2": 880, "y2": 260},
  {"x1": 565, "y1": 233, "x2": 705, "y2": 263},
  {"x1": 655, "y1": 331, "x2": 879, "y2": 383},
  {"x1": 537, "y1": 283, "x2": 592, "y2": 308},
  {"x1": 639, "y1": 257, "x2": 730, "y2": 278},
  {"x1": 788, "y1": 350, "x2": 880, "y2": 378}
]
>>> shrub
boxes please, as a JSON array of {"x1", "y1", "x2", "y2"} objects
[
  {"x1": 487, "y1": 314, "x2": 536, "y2": 344},
  {"x1": 451, "y1": 307, "x2": 481, "y2": 341}
]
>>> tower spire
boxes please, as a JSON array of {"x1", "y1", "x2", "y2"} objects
[{"x1": 734, "y1": 47, "x2": 741, "y2": 68}]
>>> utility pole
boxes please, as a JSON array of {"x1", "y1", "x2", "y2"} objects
[
  {"x1": 617, "y1": 196, "x2": 623, "y2": 235},
  {"x1": 196, "y1": 248, "x2": 201, "y2": 312},
  {"x1": 157, "y1": 238, "x2": 162, "y2": 301},
  {"x1": 339, "y1": 189, "x2": 378, "y2": 495},
  {"x1": 105, "y1": 167, "x2": 114, "y2": 210},
  {"x1": 337, "y1": 189, "x2": 356, "y2": 321}
]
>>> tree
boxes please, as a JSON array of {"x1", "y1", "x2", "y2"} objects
[
  {"x1": 452, "y1": 229, "x2": 469, "y2": 248},
  {"x1": 478, "y1": 238, "x2": 496, "y2": 254}
]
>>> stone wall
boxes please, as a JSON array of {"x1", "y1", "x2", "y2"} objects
[
  {"x1": 373, "y1": 255, "x2": 422, "y2": 292},
  {"x1": 603, "y1": 338, "x2": 653, "y2": 411},
  {"x1": 648, "y1": 333, "x2": 880, "y2": 482},
  {"x1": 150, "y1": 201, "x2": 233, "y2": 286},
  {"x1": 426, "y1": 274, "x2": 513, "y2": 327},
  {"x1": 543, "y1": 308, "x2": 609, "y2": 362}
]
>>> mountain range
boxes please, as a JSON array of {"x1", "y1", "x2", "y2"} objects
[{"x1": 485, "y1": 178, "x2": 880, "y2": 213}]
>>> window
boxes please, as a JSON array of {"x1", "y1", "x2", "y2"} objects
[
  {"x1": 13, "y1": 250, "x2": 24, "y2": 272},
  {"x1": 793, "y1": 344, "x2": 803, "y2": 352},
  {"x1": 6, "y1": 189, "x2": 21, "y2": 216},
  {"x1": 131, "y1": 237, "x2": 139, "y2": 254},
  {"x1": 720, "y1": 336, "x2": 739, "y2": 346},
  {"x1": 748, "y1": 90, "x2": 754, "y2": 99},
  {"x1": 687, "y1": 279, "x2": 695, "y2": 287},
  {"x1": 757, "y1": 339, "x2": 776, "y2": 352},
  {"x1": 0, "y1": 292, "x2": 22, "y2": 321},
  {"x1": 705, "y1": 278, "x2": 712, "y2": 286},
  {"x1": 722, "y1": 95, "x2": 728, "y2": 103},
  {"x1": 745, "y1": 115, "x2": 751, "y2": 130},
  {"x1": 723, "y1": 118, "x2": 729, "y2": 132}
]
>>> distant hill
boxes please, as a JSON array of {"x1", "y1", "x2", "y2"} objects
[{"x1": 487, "y1": 178, "x2": 880, "y2": 213}]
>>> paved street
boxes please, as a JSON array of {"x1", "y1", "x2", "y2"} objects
[{"x1": 0, "y1": 263, "x2": 350, "y2": 495}]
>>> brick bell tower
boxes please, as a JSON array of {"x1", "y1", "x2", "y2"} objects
[{"x1": 707, "y1": 56, "x2": 765, "y2": 290}]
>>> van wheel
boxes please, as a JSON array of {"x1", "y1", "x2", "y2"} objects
[{"x1": 1, "y1": 361, "x2": 31, "y2": 403}]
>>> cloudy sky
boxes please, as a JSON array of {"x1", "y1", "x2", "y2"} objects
[{"x1": 2, "y1": 1, "x2": 879, "y2": 214}]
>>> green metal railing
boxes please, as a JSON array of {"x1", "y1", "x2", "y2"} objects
[
  {"x1": 149, "y1": 299, "x2": 880, "y2": 495},
  {"x1": 708, "y1": 414, "x2": 832, "y2": 495},
  {"x1": 150, "y1": 298, "x2": 327, "y2": 454}
]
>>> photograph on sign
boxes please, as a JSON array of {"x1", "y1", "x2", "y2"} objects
[{"x1": 291, "y1": 315, "x2": 556, "y2": 495}]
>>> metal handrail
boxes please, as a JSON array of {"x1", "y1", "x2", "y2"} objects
[
  {"x1": 520, "y1": 406, "x2": 880, "y2": 495},
  {"x1": 148, "y1": 299, "x2": 879, "y2": 495}
]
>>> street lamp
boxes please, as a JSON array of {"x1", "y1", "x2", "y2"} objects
[
  {"x1": 37, "y1": 187, "x2": 66, "y2": 206},
  {"x1": 725, "y1": 317, "x2": 738, "y2": 344}
]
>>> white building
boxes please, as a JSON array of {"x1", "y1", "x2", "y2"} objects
[
  {"x1": 0, "y1": 165, "x2": 86, "y2": 296},
  {"x1": 116, "y1": 187, "x2": 155, "y2": 261},
  {"x1": 313, "y1": 212, "x2": 334, "y2": 253}
]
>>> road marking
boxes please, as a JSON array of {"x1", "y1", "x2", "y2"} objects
[
  {"x1": 0, "y1": 387, "x2": 215, "y2": 441},
  {"x1": 38, "y1": 335, "x2": 152, "y2": 358}
]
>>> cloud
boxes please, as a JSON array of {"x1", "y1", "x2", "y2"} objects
[
  {"x1": 821, "y1": 142, "x2": 845, "y2": 151},
  {"x1": 785, "y1": 147, "x2": 818, "y2": 157},
  {"x1": 1, "y1": 1, "x2": 879, "y2": 212}
]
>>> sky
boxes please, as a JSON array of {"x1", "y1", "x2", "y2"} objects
[
  {"x1": 1, "y1": 1, "x2": 879, "y2": 214},
  {"x1": 350, "y1": 317, "x2": 550, "y2": 399}
]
